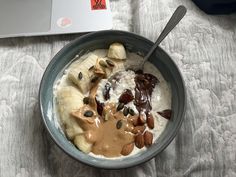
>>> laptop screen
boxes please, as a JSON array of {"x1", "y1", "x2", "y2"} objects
[
  {"x1": 0, "y1": 0, "x2": 112, "y2": 38},
  {"x1": 0, "y1": 0, "x2": 52, "y2": 35}
]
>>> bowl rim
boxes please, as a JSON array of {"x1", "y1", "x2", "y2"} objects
[{"x1": 39, "y1": 30, "x2": 186, "y2": 169}]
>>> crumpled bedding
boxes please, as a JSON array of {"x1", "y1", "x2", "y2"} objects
[{"x1": 0, "y1": 0, "x2": 235, "y2": 177}]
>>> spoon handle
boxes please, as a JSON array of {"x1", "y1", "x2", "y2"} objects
[{"x1": 142, "y1": 5, "x2": 187, "y2": 66}]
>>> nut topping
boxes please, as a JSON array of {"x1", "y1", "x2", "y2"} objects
[
  {"x1": 138, "y1": 113, "x2": 146, "y2": 125},
  {"x1": 116, "y1": 120, "x2": 123, "y2": 129},
  {"x1": 123, "y1": 106, "x2": 129, "y2": 116},
  {"x1": 99, "y1": 60, "x2": 108, "y2": 68},
  {"x1": 106, "y1": 59, "x2": 115, "y2": 67},
  {"x1": 78, "y1": 72, "x2": 83, "y2": 80},
  {"x1": 135, "y1": 133, "x2": 144, "y2": 149},
  {"x1": 144, "y1": 131, "x2": 153, "y2": 147},
  {"x1": 128, "y1": 108, "x2": 135, "y2": 116},
  {"x1": 121, "y1": 143, "x2": 134, "y2": 156},
  {"x1": 116, "y1": 103, "x2": 124, "y2": 111},
  {"x1": 84, "y1": 110, "x2": 94, "y2": 117},
  {"x1": 147, "y1": 113, "x2": 154, "y2": 129}
]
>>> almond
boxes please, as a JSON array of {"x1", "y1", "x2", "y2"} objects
[
  {"x1": 121, "y1": 143, "x2": 134, "y2": 156},
  {"x1": 135, "y1": 133, "x2": 144, "y2": 149},
  {"x1": 132, "y1": 125, "x2": 146, "y2": 134},
  {"x1": 138, "y1": 113, "x2": 146, "y2": 125},
  {"x1": 144, "y1": 131, "x2": 153, "y2": 147},
  {"x1": 147, "y1": 113, "x2": 154, "y2": 129}
]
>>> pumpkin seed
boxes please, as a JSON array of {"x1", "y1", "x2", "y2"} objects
[
  {"x1": 116, "y1": 120, "x2": 122, "y2": 129},
  {"x1": 83, "y1": 97, "x2": 90, "y2": 104},
  {"x1": 78, "y1": 72, "x2": 83, "y2": 80},
  {"x1": 116, "y1": 103, "x2": 124, "y2": 111},
  {"x1": 123, "y1": 107, "x2": 129, "y2": 116},
  {"x1": 91, "y1": 76, "x2": 99, "y2": 83},
  {"x1": 106, "y1": 59, "x2": 115, "y2": 67},
  {"x1": 129, "y1": 108, "x2": 135, "y2": 116},
  {"x1": 84, "y1": 110, "x2": 94, "y2": 117},
  {"x1": 99, "y1": 60, "x2": 108, "y2": 68}
]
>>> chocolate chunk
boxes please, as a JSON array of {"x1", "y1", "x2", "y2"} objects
[
  {"x1": 103, "y1": 83, "x2": 111, "y2": 100},
  {"x1": 134, "y1": 72, "x2": 159, "y2": 113},
  {"x1": 157, "y1": 109, "x2": 172, "y2": 120},
  {"x1": 135, "y1": 70, "x2": 143, "y2": 74},
  {"x1": 119, "y1": 89, "x2": 134, "y2": 104},
  {"x1": 95, "y1": 98, "x2": 104, "y2": 116}
]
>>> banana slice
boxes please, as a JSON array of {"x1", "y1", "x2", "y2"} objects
[
  {"x1": 57, "y1": 86, "x2": 93, "y2": 153},
  {"x1": 56, "y1": 86, "x2": 84, "y2": 139},
  {"x1": 107, "y1": 43, "x2": 127, "y2": 60},
  {"x1": 68, "y1": 54, "x2": 98, "y2": 94},
  {"x1": 74, "y1": 135, "x2": 92, "y2": 154},
  {"x1": 109, "y1": 58, "x2": 126, "y2": 74}
]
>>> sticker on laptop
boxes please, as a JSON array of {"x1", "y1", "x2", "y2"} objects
[
  {"x1": 91, "y1": 0, "x2": 107, "y2": 10},
  {"x1": 57, "y1": 17, "x2": 72, "y2": 28}
]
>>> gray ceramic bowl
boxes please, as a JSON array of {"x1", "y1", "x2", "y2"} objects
[{"x1": 39, "y1": 30, "x2": 186, "y2": 169}]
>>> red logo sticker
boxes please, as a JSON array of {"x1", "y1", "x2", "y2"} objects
[{"x1": 91, "y1": 0, "x2": 107, "y2": 10}]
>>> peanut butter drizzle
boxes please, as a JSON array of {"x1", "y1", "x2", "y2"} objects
[{"x1": 71, "y1": 103, "x2": 135, "y2": 157}]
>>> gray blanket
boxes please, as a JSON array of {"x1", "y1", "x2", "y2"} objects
[{"x1": 0, "y1": 0, "x2": 236, "y2": 176}]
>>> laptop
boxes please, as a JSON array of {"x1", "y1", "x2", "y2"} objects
[{"x1": 0, "y1": 0, "x2": 112, "y2": 38}]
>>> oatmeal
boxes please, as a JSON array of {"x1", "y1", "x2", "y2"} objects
[{"x1": 54, "y1": 43, "x2": 172, "y2": 158}]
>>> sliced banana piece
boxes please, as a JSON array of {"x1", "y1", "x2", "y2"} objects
[
  {"x1": 68, "y1": 54, "x2": 98, "y2": 94},
  {"x1": 109, "y1": 58, "x2": 125, "y2": 74},
  {"x1": 107, "y1": 43, "x2": 126, "y2": 60},
  {"x1": 65, "y1": 124, "x2": 84, "y2": 140},
  {"x1": 57, "y1": 86, "x2": 93, "y2": 153},
  {"x1": 74, "y1": 135, "x2": 92, "y2": 154},
  {"x1": 56, "y1": 86, "x2": 84, "y2": 139}
]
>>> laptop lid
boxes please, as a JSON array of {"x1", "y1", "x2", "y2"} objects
[{"x1": 0, "y1": 0, "x2": 112, "y2": 38}]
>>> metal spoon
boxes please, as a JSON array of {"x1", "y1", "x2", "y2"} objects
[{"x1": 140, "y1": 5, "x2": 187, "y2": 69}]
